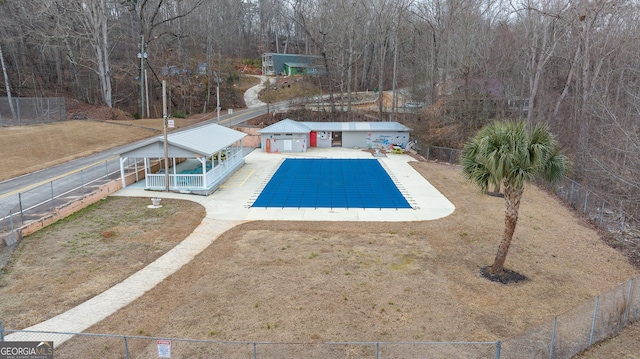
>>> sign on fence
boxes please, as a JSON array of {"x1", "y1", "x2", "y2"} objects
[{"x1": 157, "y1": 340, "x2": 171, "y2": 358}]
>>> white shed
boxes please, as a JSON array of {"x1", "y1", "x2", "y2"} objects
[{"x1": 258, "y1": 119, "x2": 311, "y2": 153}]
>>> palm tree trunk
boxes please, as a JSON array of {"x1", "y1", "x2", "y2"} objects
[{"x1": 490, "y1": 182, "x2": 523, "y2": 274}]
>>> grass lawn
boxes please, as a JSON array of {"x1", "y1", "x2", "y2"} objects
[
  {"x1": 0, "y1": 93, "x2": 638, "y2": 357},
  {"x1": 1, "y1": 156, "x2": 637, "y2": 358}
]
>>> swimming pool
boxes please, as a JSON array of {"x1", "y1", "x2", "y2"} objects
[{"x1": 251, "y1": 158, "x2": 411, "y2": 209}]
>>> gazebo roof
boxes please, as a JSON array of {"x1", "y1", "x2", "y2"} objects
[{"x1": 120, "y1": 123, "x2": 246, "y2": 158}]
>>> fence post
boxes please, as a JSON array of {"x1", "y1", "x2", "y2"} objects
[
  {"x1": 623, "y1": 278, "x2": 634, "y2": 325},
  {"x1": 599, "y1": 200, "x2": 605, "y2": 227},
  {"x1": 589, "y1": 296, "x2": 599, "y2": 346},
  {"x1": 253, "y1": 342, "x2": 257, "y2": 359},
  {"x1": 376, "y1": 342, "x2": 379, "y2": 359},
  {"x1": 583, "y1": 191, "x2": 589, "y2": 214},
  {"x1": 16, "y1": 97, "x2": 21, "y2": 125},
  {"x1": 134, "y1": 159, "x2": 139, "y2": 182},
  {"x1": 448, "y1": 148, "x2": 453, "y2": 163},
  {"x1": 568, "y1": 181, "x2": 574, "y2": 203},
  {"x1": 549, "y1": 316, "x2": 557, "y2": 359},
  {"x1": 620, "y1": 213, "x2": 626, "y2": 241},
  {"x1": 18, "y1": 192, "x2": 24, "y2": 224},
  {"x1": 81, "y1": 170, "x2": 85, "y2": 194},
  {"x1": 123, "y1": 335, "x2": 130, "y2": 359},
  {"x1": 50, "y1": 181, "x2": 55, "y2": 211},
  {"x1": 495, "y1": 340, "x2": 501, "y2": 359},
  {"x1": 9, "y1": 211, "x2": 16, "y2": 245},
  {"x1": 1, "y1": 320, "x2": 4, "y2": 341}
]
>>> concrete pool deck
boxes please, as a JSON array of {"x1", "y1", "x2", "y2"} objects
[{"x1": 118, "y1": 147, "x2": 456, "y2": 222}]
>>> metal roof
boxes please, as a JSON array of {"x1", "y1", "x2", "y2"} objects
[
  {"x1": 284, "y1": 62, "x2": 313, "y2": 68},
  {"x1": 300, "y1": 121, "x2": 411, "y2": 132},
  {"x1": 120, "y1": 123, "x2": 246, "y2": 158},
  {"x1": 258, "y1": 120, "x2": 411, "y2": 134},
  {"x1": 258, "y1": 119, "x2": 312, "y2": 134}
]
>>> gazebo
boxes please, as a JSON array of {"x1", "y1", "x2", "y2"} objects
[{"x1": 119, "y1": 123, "x2": 246, "y2": 195}]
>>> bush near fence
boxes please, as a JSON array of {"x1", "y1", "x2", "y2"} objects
[{"x1": 1, "y1": 145, "x2": 639, "y2": 358}]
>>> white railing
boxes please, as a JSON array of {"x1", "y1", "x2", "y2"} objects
[{"x1": 145, "y1": 150, "x2": 243, "y2": 191}]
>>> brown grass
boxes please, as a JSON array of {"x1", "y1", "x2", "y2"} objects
[
  {"x1": 0, "y1": 197, "x2": 205, "y2": 328},
  {"x1": 0, "y1": 116, "x2": 226, "y2": 181},
  {"x1": 1, "y1": 118, "x2": 638, "y2": 358},
  {"x1": 0, "y1": 121, "x2": 158, "y2": 181}
]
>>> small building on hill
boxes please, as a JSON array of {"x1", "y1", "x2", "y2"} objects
[
  {"x1": 262, "y1": 53, "x2": 323, "y2": 76},
  {"x1": 258, "y1": 119, "x2": 411, "y2": 153}
]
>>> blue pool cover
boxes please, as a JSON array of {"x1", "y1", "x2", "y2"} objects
[{"x1": 251, "y1": 158, "x2": 411, "y2": 209}]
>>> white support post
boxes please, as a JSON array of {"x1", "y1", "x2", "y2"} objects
[
  {"x1": 144, "y1": 157, "x2": 149, "y2": 188},
  {"x1": 120, "y1": 157, "x2": 128, "y2": 188}
]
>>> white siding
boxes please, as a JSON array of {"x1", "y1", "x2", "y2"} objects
[{"x1": 342, "y1": 132, "x2": 368, "y2": 148}]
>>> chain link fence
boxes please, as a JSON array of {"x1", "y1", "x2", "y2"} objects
[
  {"x1": 1, "y1": 145, "x2": 639, "y2": 358},
  {"x1": 0, "y1": 158, "x2": 142, "y2": 265},
  {"x1": 0, "y1": 97, "x2": 66, "y2": 125},
  {"x1": 500, "y1": 273, "x2": 639, "y2": 358},
  {"x1": 1, "y1": 327, "x2": 501, "y2": 359},
  {"x1": 418, "y1": 146, "x2": 640, "y2": 251},
  {"x1": 1, "y1": 272, "x2": 637, "y2": 359}
]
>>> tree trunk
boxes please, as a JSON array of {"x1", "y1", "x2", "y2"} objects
[
  {"x1": 0, "y1": 43, "x2": 17, "y2": 119},
  {"x1": 490, "y1": 181, "x2": 523, "y2": 274}
]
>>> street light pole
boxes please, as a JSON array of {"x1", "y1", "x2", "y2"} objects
[{"x1": 216, "y1": 75, "x2": 220, "y2": 124}]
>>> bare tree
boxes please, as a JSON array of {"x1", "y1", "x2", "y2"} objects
[{"x1": 0, "y1": 43, "x2": 16, "y2": 118}]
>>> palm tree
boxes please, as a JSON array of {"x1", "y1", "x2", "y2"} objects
[{"x1": 461, "y1": 121, "x2": 569, "y2": 276}]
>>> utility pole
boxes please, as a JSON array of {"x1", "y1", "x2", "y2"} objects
[
  {"x1": 138, "y1": 36, "x2": 147, "y2": 118},
  {"x1": 162, "y1": 80, "x2": 170, "y2": 191},
  {"x1": 217, "y1": 48, "x2": 221, "y2": 124},
  {"x1": 216, "y1": 74, "x2": 220, "y2": 124}
]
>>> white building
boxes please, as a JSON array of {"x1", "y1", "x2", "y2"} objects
[{"x1": 258, "y1": 119, "x2": 411, "y2": 153}]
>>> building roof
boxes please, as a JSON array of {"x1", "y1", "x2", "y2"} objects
[
  {"x1": 258, "y1": 119, "x2": 411, "y2": 134},
  {"x1": 120, "y1": 123, "x2": 246, "y2": 158},
  {"x1": 284, "y1": 62, "x2": 313, "y2": 68},
  {"x1": 301, "y1": 121, "x2": 411, "y2": 132},
  {"x1": 263, "y1": 52, "x2": 322, "y2": 58},
  {"x1": 258, "y1": 119, "x2": 312, "y2": 134}
]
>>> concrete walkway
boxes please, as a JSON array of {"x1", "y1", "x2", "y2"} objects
[
  {"x1": 243, "y1": 75, "x2": 270, "y2": 108},
  {"x1": 7, "y1": 148, "x2": 455, "y2": 345}
]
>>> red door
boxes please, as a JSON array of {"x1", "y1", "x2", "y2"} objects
[{"x1": 310, "y1": 131, "x2": 317, "y2": 147}]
